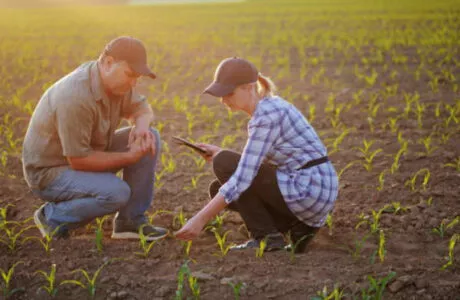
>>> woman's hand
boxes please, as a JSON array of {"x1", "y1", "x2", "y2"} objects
[
  {"x1": 174, "y1": 215, "x2": 207, "y2": 241},
  {"x1": 197, "y1": 143, "x2": 222, "y2": 162}
]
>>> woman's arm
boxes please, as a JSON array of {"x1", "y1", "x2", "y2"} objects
[{"x1": 175, "y1": 193, "x2": 228, "y2": 240}]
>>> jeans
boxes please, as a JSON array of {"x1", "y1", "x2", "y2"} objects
[
  {"x1": 32, "y1": 126, "x2": 161, "y2": 230},
  {"x1": 209, "y1": 150, "x2": 319, "y2": 242}
]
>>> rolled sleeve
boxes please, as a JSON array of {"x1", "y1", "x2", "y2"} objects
[
  {"x1": 218, "y1": 117, "x2": 280, "y2": 204},
  {"x1": 121, "y1": 90, "x2": 149, "y2": 119},
  {"x1": 55, "y1": 98, "x2": 94, "y2": 157}
]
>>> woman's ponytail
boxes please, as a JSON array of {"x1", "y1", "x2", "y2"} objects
[{"x1": 257, "y1": 73, "x2": 277, "y2": 98}]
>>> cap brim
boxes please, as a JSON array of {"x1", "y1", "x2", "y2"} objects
[
  {"x1": 131, "y1": 63, "x2": 156, "y2": 79},
  {"x1": 203, "y1": 82, "x2": 235, "y2": 97}
]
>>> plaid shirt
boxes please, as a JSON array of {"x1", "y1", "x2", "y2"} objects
[{"x1": 219, "y1": 96, "x2": 339, "y2": 227}]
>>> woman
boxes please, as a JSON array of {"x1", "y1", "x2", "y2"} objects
[{"x1": 175, "y1": 57, "x2": 339, "y2": 252}]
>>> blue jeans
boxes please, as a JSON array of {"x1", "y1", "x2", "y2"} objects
[{"x1": 32, "y1": 127, "x2": 161, "y2": 230}]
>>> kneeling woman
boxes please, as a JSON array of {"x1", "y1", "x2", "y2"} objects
[{"x1": 175, "y1": 57, "x2": 339, "y2": 252}]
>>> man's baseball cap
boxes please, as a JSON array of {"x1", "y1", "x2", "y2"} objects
[
  {"x1": 203, "y1": 57, "x2": 259, "y2": 97},
  {"x1": 103, "y1": 36, "x2": 156, "y2": 79}
]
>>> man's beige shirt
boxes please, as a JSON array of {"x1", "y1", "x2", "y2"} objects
[{"x1": 22, "y1": 61, "x2": 149, "y2": 190}]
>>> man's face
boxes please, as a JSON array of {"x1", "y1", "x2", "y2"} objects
[{"x1": 101, "y1": 57, "x2": 140, "y2": 96}]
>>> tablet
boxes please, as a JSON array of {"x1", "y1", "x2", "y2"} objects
[{"x1": 172, "y1": 136, "x2": 210, "y2": 155}]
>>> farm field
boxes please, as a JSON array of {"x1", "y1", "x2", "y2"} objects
[{"x1": 0, "y1": 0, "x2": 459, "y2": 299}]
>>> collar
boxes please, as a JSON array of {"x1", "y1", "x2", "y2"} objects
[{"x1": 90, "y1": 61, "x2": 111, "y2": 105}]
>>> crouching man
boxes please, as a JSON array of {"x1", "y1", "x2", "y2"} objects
[{"x1": 22, "y1": 36, "x2": 168, "y2": 241}]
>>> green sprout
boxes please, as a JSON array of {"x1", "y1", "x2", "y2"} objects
[
  {"x1": 311, "y1": 284, "x2": 345, "y2": 300},
  {"x1": 135, "y1": 224, "x2": 159, "y2": 258},
  {"x1": 441, "y1": 234, "x2": 459, "y2": 270},
  {"x1": 60, "y1": 261, "x2": 111, "y2": 298},
  {"x1": 35, "y1": 263, "x2": 59, "y2": 297},
  {"x1": 255, "y1": 237, "x2": 267, "y2": 258},
  {"x1": 212, "y1": 229, "x2": 233, "y2": 257},
  {"x1": 1, "y1": 261, "x2": 24, "y2": 298}
]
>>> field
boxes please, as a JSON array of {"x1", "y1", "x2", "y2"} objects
[{"x1": 0, "y1": 0, "x2": 459, "y2": 299}]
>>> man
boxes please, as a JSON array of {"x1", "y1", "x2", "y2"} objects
[{"x1": 22, "y1": 36, "x2": 168, "y2": 241}]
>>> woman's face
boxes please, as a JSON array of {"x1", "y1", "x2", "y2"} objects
[{"x1": 220, "y1": 84, "x2": 252, "y2": 111}]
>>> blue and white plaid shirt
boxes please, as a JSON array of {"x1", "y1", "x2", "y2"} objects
[{"x1": 219, "y1": 96, "x2": 339, "y2": 227}]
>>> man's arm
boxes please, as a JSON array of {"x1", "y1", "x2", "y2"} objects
[{"x1": 67, "y1": 151, "x2": 137, "y2": 172}]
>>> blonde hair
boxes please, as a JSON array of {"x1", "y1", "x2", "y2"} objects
[{"x1": 257, "y1": 73, "x2": 277, "y2": 98}]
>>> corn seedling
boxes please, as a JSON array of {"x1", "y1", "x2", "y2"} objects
[
  {"x1": 404, "y1": 168, "x2": 430, "y2": 192},
  {"x1": 286, "y1": 232, "x2": 315, "y2": 263},
  {"x1": 212, "y1": 229, "x2": 233, "y2": 257},
  {"x1": 356, "y1": 209, "x2": 384, "y2": 234},
  {"x1": 35, "y1": 263, "x2": 59, "y2": 297},
  {"x1": 441, "y1": 234, "x2": 459, "y2": 270},
  {"x1": 326, "y1": 213, "x2": 333, "y2": 235},
  {"x1": 370, "y1": 230, "x2": 386, "y2": 264},
  {"x1": 443, "y1": 157, "x2": 460, "y2": 172},
  {"x1": 337, "y1": 161, "x2": 358, "y2": 179},
  {"x1": 135, "y1": 224, "x2": 159, "y2": 258},
  {"x1": 390, "y1": 141, "x2": 408, "y2": 174},
  {"x1": 22, "y1": 223, "x2": 67, "y2": 254},
  {"x1": 376, "y1": 169, "x2": 387, "y2": 191},
  {"x1": 353, "y1": 139, "x2": 382, "y2": 172},
  {"x1": 360, "y1": 272, "x2": 396, "y2": 300},
  {"x1": 1, "y1": 261, "x2": 24, "y2": 298},
  {"x1": 60, "y1": 261, "x2": 111, "y2": 298},
  {"x1": 205, "y1": 212, "x2": 228, "y2": 233},
  {"x1": 188, "y1": 274, "x2": 200, "y2": 300},
  {"x1": 0, "y1": 221, "x2": 34, "y2": 252},
  {"x1": 255, "y1": 237, "x2": 267, "y2": 258},
  {"x1": 173, "y1": 209, "x2": 187, "y2": 230},
  {"x1": 382, "y1": 202, "x2": 408, "y2": 215},
  {"x1": 418, "y1": 135, "x2": 438, "y2": 156},
  {"x1": 175, "y1": 260, "x2": 191, "y2": 300},
  {"x1": 229, "y1": 282, "x2": 246, "y2": 300},
  {"x1": 179, "y1": 152, "x2": 206, "y2": 171},
  {"x1": 311, "y1": 284, "x2": 345, "y2": 300},
  {"x1": 94, "y1": 215, "x2": 109, "y2": 253}
]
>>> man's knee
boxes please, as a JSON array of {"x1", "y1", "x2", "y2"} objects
[
  {"x1": 212, "y1": 150, "x2": 240, "y2": 181},
  {"x1": 103, "y1": 181, "x2": 131, "y2": 207}
]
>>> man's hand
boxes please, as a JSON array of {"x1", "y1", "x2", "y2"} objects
[
  {"x1": 129, "y1": 135, "x2": 153, "y2": 163},
  {"x1": 129, "y1": 127, "x2": 156, "y2": 156},
  {"x1": 196, "y1": 143, "x2": 222, "y2": 162}
]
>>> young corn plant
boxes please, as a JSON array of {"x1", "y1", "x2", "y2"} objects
[
  {"x1": 255, "y1": 238, "x2": 267, "y2": 258},
  {"x1": 382, "y1": 202, "x2": 408, "y2": 215},
  {"x1": 22, "y1": 224, "x2": 67, "y2": 254},
  {"x1": 417, "y1": 135, "x2": 438, "y2": 156},
  {"x1": 311, "y1": 284, "x2": 345, "y2": 300},
  {"x1": 172, "y1": 210, "x2": 193, "y2": 257},
  {"x1": 360, "y1": 272, "x2": 396, "y2": 300},
  {"x1": 443, "y1": 157, "x2": 460, "y2": 172},
  {"x1": 212, "y1": 229, "x2": 233, "y2": 257},
  {"x1": 1, "y1": 261, "x2": 24, "y2": 299},
  {"x1": 94, "y1": 215, "x2": 109, "y2": 253},
  {"x1": 60, "y1": 261, "x2": 111, "y2": 298},
  {"x1": 353, "y1": 139, "x2": 382, "y2": 172},
  {"x1": 229, "y1": 282, "x2": 246, "y2": 300},
  {"x1": 1, "y1": 221, "x2": 35, "y2": 252},
  {"x1": 205, "y1": 212, "x2": 228, "y2": 234},
  {"x1": 35, "y1": 263, "x2": 59, "y2": 297},
  {"x1": 390, "y1": 141, "x2": 408, "y2": 174},
  {"x1": 356, "y1": 209, "x2": 384, "y2": 234},
  {"x1": 175, "y1": 260, "x2": 191, "y2": 300},
  {"x1": 441, "y1": 234, "x2": 459, "y2": 270},
  {"x1": 188, "y1": 274, "x2": 200, "y2": 300},
  {"x1": 432, "y1": 217, "x2": 459, "y2": 239},
  {"x1": 135, "y1": 224, "x2": 159, "y2": 258},
  {"x1": 326, "y1": 213, "x2": 333, "y2": 235},
  {"x1": 370, "y1": 230, "x2": 386, "y2": 264},
  {"x1": 404, "y1": 168, "x2": 431, "y2": 192}
]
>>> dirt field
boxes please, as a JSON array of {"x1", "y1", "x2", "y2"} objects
[{"x1": 0, "y1": 0, "x2": 459, "y2": 299}]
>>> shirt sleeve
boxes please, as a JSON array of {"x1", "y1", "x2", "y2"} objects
[
  {"x1": 121, "y1": 89, "x2": 149, "y2": 119},
  {"x1": 218, "y1": 116, "x2": 280, "y2": 204},
  {"x1": 55, "y1": 97, "x2": 94, "y2": 157}
]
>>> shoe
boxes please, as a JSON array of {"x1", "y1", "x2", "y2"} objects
[
  {"x1": 285, "y1": 227, "x2": 319, "y2": 253},
  {"x1": 111, "y1": 219, "x2": 168, "y2": 241},
  {"x1": 33, "y1": 204, "x2": 69, "y2": 239},
  {"x1": 229, "y1": 233, "x2": 286, "y2": 252}
]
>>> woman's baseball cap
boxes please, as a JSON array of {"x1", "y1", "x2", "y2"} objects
[{"x1": 203, "y1": 57, "x2": 258, "y2": 97}]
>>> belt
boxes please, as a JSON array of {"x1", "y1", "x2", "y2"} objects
[{"x1": 298, "y1": 156, "x2": 329, "y2": 170}]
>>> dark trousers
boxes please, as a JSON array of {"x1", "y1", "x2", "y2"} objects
[{"x1": 209, "y1": 150, "x2": 319, "y2": 242}]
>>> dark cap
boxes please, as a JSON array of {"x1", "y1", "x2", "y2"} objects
[
  {"x1": 203, "y1": 57, "x2": 259, "y2": 97},
  {"x1": 103, "y1": 36, "x2": 156, "y2": 79}
]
